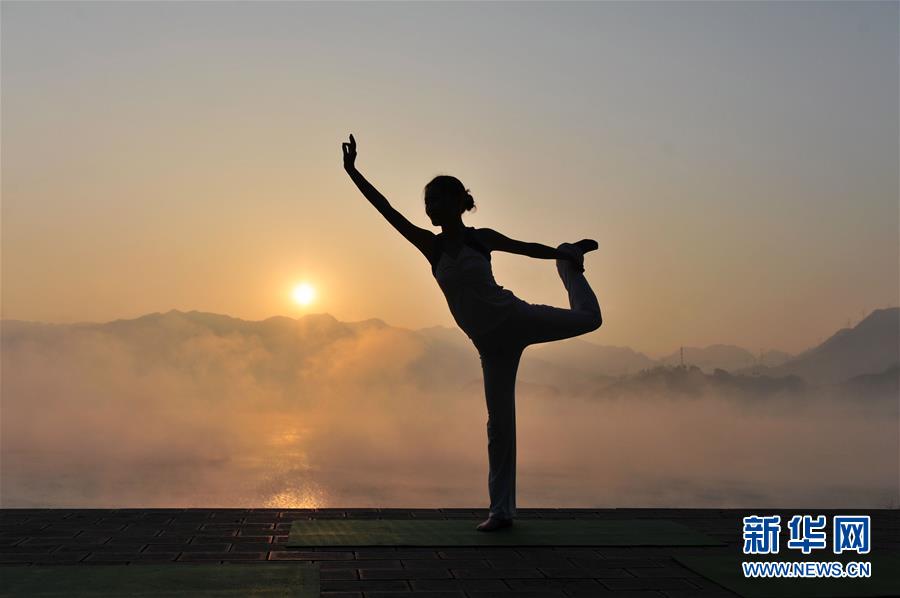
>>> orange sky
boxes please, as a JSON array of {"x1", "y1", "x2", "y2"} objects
[{"x1": 2, "y1": 1, "x2": 897, "y2": 357}]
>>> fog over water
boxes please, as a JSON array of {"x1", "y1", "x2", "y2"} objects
[{"x1": 1, "y1": 312, "x2": 897, "y2": 509}]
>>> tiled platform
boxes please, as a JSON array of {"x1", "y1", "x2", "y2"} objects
[{"x1": 1, "y1": 508, "x2": 898, "y2": 597}]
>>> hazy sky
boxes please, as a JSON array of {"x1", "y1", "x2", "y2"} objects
[{"x1": 2, "y1": 1, "x2": 897, "y2": 357}]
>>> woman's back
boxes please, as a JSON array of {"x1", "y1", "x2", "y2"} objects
[{"x1": 430, "y1": 227, "x2": 523, "y2": 340}]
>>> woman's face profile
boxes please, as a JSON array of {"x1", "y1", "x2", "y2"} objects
[{"x1": 425, "y1": 193, "x2": 458, "y2": 226}]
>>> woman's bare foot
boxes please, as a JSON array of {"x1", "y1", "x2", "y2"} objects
[
  {"x1": 574, "y1": 239, "x2": 599, "y2": 254},
  {"x1": 475, "y1": 516, "x2": 514, "y2": 532}
]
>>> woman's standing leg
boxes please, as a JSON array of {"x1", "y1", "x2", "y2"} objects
[
  {"x1": 516, "y1": 242, "x2": 603, "y2": 347},
  {"x1": 475, "y1": 335, "x2": 524, "y2": 521}
]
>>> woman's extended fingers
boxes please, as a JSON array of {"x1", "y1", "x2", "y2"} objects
[
  {"x1": 343, "y1": 134, "x2": 356, "y2": 154},
  {"x1": 342, "y1": 134, "x2": 357, "y2": 169}
]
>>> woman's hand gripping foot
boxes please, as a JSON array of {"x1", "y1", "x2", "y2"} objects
[{"x1": 558, "y1": 239, "x2": 598, "y2": 273}]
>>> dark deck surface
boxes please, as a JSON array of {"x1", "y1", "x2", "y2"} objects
[{"x1": 1, "y1": 508, "x2": 898, "y2": 597}]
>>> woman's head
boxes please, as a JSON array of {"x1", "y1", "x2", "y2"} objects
[{"x1": 424, "y1": 175, "x2": 476, "y2": 226}]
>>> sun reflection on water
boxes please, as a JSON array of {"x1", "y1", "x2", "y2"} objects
[{"x1": 264, "y1": 484, "x2": 328, "y2": 508}]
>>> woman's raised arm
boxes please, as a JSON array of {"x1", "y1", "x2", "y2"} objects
[{"x1": 342, "y1": 133, "x2": 434, "y2": 258}]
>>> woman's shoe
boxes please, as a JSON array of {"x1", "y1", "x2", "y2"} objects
[{"x1": 476, "y1": 516, "x2": 514, "y2": 532}]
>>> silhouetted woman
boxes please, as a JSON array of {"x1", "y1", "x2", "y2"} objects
[{"x1": 342, "y1": 134, "x2": 603, "y2": 531}]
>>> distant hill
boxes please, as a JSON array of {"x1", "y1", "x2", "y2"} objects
[
  {"x1": 417, "y1": 325, "x2": 471, "y2": 352},
  {"x1": 593, "y1": 364, "x2": 806, "y2": 401},
  {"x1": 760, "y1": 349, "x2": 793, "y2": 367},
  {"x1": 436, "y1": 332, "x2": 799, "y2": 379},
  {"x1": 4, "y1": 307, "x2": 896, "y2": 393},
  {"x1": 658, "y1": 344, "x2": 759, "y2": 373},
  {"x1": 416, "y1": 325, "x2": 618, "y2": 395},
  {"x1": 419, "y1": 325, "x2": 656, "y2": 377},
  {"x1": 656, "y1": 345, "x2": 794, "y2": 373},
  {"x1": 752, "y1": 307, "x2": 899, "y2": 385},
  {"x1": 835, "y1": 363, "x2": 900, "y2": 403},
  {"x1": 524, "y1": 338, "x2": 657, "y2": 377}
]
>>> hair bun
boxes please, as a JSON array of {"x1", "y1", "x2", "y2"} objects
[{"x1": 464, "y1": 190, "x2": 476, "y2": 212}]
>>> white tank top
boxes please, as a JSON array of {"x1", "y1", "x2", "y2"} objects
[{"x1": 430, "y1": 227, "x2": 523, "y2": 339}]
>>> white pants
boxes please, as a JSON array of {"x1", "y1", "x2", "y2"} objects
[{"x1": 470, "y1": 243, "x2": 603, "y2": 519}]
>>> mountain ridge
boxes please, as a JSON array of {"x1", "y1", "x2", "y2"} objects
[{"x1": 3, "y1": 307, "x2": 897, "y2": 385}]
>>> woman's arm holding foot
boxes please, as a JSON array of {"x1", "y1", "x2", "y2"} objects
[{"x1": 478, "y1": 228, "x2": 594, "y2": 267}]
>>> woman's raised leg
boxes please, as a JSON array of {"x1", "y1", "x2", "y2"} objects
[{"x1": 515, "y1": 242, "x2": 603, "y2": 347}]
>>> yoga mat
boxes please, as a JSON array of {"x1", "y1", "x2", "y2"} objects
[
  {"x1": 674, "y1": 553, "x2": 900, "y2": 598},
  {"x1": 0, "y1": 563, "x2": 319, "y2": 597},
  {"x1": 286, "y1": 518, "x2": 724, "y2": 547}
]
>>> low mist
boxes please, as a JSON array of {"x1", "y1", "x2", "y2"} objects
[{"x1": 2, "y1": 312, "x2": 897, "y2": 509}]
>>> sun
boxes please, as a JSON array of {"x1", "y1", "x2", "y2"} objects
[{"x1": 291, "y1": 282, "x2": 316, "y2": 306}]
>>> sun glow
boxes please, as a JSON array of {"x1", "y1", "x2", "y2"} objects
[{"x1": 292, "y1": 283, "x2": 316, "y2": 306}]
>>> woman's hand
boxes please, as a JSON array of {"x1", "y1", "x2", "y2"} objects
[
  {"x1": 557, "y1": 245, "x2": 585, "y2": 272},
  {"x1": 342, "y1": 133, "x2": 357, "y2": 171}
]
